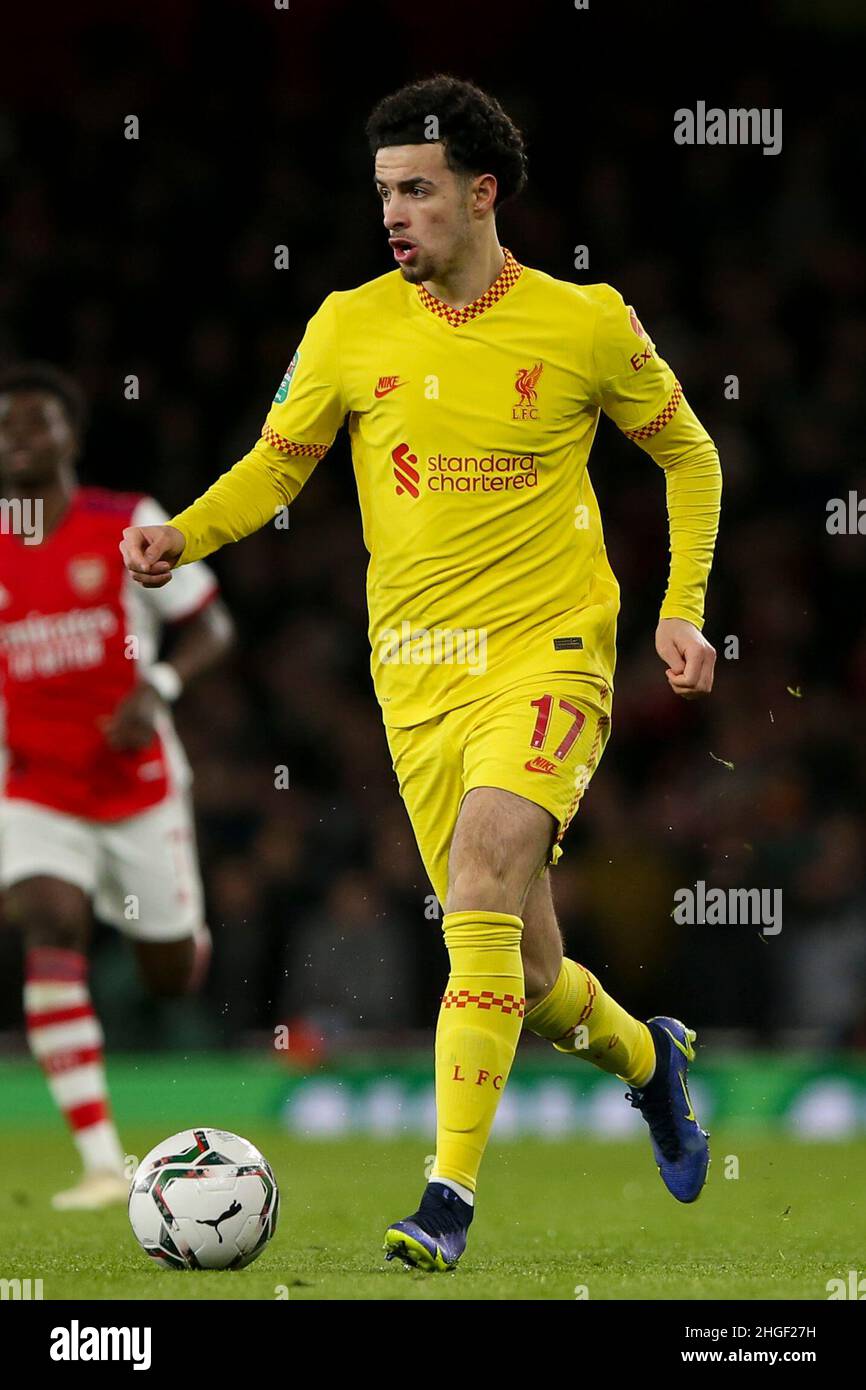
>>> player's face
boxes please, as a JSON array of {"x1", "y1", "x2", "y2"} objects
[
  {"x1": 0, "y1": 390, "x2": 77, "y2": 487},
  {"x1": 374, "y1": 143, "x2": 475, "y2": 284}
]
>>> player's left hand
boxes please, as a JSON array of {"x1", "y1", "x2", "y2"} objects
[
  {"x1": 100, "y1": 685, "x2": 162, "y2": 751},
  {"x1": 655, "y1": 618, "x2": 716, "y2": 699}
]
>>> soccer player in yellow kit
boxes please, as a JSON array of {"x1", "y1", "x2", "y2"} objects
[{"x1": 121, "y1": 76, "x2": 722, "y2": 1272}]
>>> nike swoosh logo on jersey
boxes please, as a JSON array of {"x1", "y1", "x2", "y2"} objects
[
  {"x1": 374, "y1": 378, "x2": 406, "y2": 398},
  {"x1": 524, "y1": 757, "x2": 558, "y2": 776}
]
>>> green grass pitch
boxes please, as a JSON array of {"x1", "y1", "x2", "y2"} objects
[{"x1": 1, "y1": 1128, "x2": 864, "y2": 1300}]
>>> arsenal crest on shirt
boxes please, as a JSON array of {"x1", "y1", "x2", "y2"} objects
[{"x1": 67, "y1": 553, "x2": 108, "y2": 597}]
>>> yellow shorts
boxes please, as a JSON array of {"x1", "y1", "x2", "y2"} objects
[{"x1": 384, "y1": 672, "x2": 612, "y2": 907}]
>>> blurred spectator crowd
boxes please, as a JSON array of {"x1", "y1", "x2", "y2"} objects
[{"x1": 1, "y1": 2, "x2": 864, "y2": 1049}]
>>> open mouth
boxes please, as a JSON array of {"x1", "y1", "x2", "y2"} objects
[{"x1": 389, "y1": 238, "x2": 419, "y2": 265}]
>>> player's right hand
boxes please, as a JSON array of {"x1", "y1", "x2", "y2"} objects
[{"x1": 119, "y1": 524, "x2": 186, "y2": 588}]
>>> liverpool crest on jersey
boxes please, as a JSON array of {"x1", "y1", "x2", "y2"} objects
[{"x1": 512, "y1": 363, "x2": 543, "y2": 420}]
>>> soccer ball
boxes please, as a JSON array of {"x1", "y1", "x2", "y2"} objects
[{"x1": 128, "y1": 1128, "x2": 279, "y2": 1270}]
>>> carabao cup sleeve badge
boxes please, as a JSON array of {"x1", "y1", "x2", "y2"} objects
[{"x1": 274, "y1": 350, "x2": 299, "y2": 403}]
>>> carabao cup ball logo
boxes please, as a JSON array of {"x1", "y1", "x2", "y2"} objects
[{"x1": 274, "y1": 350, "x2": 299, "y2": 403}]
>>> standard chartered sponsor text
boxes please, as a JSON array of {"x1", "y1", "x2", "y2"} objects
[{"x1": 427, "y1": 452, "x2": 538, "y2": 491}]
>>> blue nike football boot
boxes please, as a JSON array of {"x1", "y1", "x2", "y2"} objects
[
  {"x1": 626, "y1": 1016, "x2": 710, "y2": 1203},
  {"x1": 383, "y1": 1181, "x2": 473, "y2": 1271}
]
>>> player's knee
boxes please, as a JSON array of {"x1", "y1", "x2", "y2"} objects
[
  {"x1": 446, "y1": 862, "x2": 516, "y2": 915},
  {"x1": 135, "y1": 939, "x2": 196, "y2": 998},
  {"x1": 5, "y1": 880, "x2": 89, "y2": 953}
]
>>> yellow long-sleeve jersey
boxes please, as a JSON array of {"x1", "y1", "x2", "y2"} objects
[{"x1": 169, "y1": 249, "x2": 721, "y2": 727}]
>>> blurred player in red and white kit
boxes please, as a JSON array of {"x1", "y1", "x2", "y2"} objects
[{"x1": 0, "y1": 364, "x2": 234, "y2": 1209}]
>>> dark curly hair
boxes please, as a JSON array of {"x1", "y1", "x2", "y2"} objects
[
  {"x1": 0, "y1": 361, "x2": 88, "y2": 439},
  {"x1": 366, "y1": 75, "x2": 528, "y2": 208}
]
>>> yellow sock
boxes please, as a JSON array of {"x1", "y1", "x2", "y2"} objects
[
  {"x1": 524, "y1": 957, "x2": 655, "y2": 1087},
  {"x1": 431, "y1": 910, "x2": 525, "y2": 1193}
]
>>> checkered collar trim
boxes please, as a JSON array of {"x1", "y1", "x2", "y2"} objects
[{"x1": 415, "y1": 247, "x2": 523, "y2": 326}]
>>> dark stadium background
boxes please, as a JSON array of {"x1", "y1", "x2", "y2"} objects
[{"x1": 1, "y1": 0, "x2": 864, "y2": 1075}]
